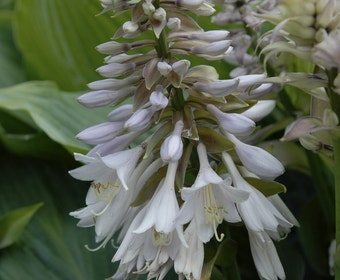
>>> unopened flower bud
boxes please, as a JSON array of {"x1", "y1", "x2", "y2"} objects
[
  {"x1": 192, "y1": 40, "x2": 232, "y2": 56},
  {"x1": 124, "y1": 107, "x2": 155, "y2": 131},
  {"x1": 107, "y1": 104, "x2": 133, "y2": 121},
  {"x1": 237, "y1": 74, "x2": 267, "y2": 91},
  {"x1": 151, "y1": 7, "x2": 167, "y2": 38},
  {"x1": 226, "y1": 133, "x2": 284, "y2": 180},
  {"x1": 177, "y1": 0, "x2": 203, "y2": 9},
  {"x1": 241, "y1": 100, "x2": 276, "y2": 122},
  {"x1": 77, "y1": 87, "x2": 135, "y2": 108},
  {"x1": 142, "y1": 1, "x2": 155, "y2": 15},
  {"x1": 157, "y1": 61, "x2": 172, "y2": 76},
  {"x1": 189, "y1": 30, "x2": 229, "y2": 42},
  {"x1": 160, "y1": 120, "x2": 184, "y2": 162},
  {"x1": 207, "y1": 104, "x2": 255, "y2": 136},
  {"x1": 167, "y1": 17, "x2": 181, "y2": 30},
  {"x1": 97, "y1": 63, "x2": 136, "y2": 78},
  {"x1": 76, "y1": 122, "x2": 124, "y2": 144},
  {"x1": 122, "y1": 21, "x2": 139, "y2": 34},
  {"x1": 194, "y1": 78, "x2": 239, "y2": 97},
  {"x1": 150, "y1": 86, "x2": 168, "y2": 109},
  {"x1": 172, "y1": 60, "x2": 190, "y2": 75},
  {"x1": 96, "y1": 41, "x2": 130, "y2": 55}
]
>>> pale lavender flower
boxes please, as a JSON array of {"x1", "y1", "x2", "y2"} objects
[{"x1": 76, "y1": 122, "x2": 124, "y2": 145}]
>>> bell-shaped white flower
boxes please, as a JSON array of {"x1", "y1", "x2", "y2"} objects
[
  {"x1": 134, "y1": 161, "x2": 181, "y2": 234},
  {"x1": 248, "y1": 230, "x2": 286, "y2": 280},
  {"x1": 160, "y1": 120, "x2": 184, "y2": 162},
  {"x1": 222, "y1": 152, "x2": 293, "y2": 235},
  {"x1": 225, "y1": 132, "x2": 284, "y2": 180},
  {"x1": 207, "y1": 104, "x2": 255, "y2": 136},
  {"x1": 101, "y1": 145, "x2": 145, "y2": 190},
  {"x1": 113, "y1": 206, "x2": 185, "y2": 279},
  {"x1": 174, "y1": 220, "x2": 204, "y2": 280},
  {"x1": 177, "y1": 143, "x2": 249, "y2": 242},
  {"x1": 69, "y1": 153, "x2": 136, "y2": 248}
]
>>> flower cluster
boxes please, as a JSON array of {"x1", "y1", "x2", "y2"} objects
[
  {"x1": 257, "y1": 0, "x2": 340, "y2": 156},
  {"x1": 70, "y1": 1, "x2": 298, "y2": 279}
]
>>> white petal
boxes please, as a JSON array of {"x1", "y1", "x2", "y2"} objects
[{"x1": 227, "y1": 133, "x2": 284, "y2": 180}]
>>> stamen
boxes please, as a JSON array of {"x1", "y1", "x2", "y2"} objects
[
  {"x1": 203, "y1": 184, "x2": 226, "y2": 241},
  {"x1": 84, "y1": 242, "x2": 105, "y2": 252}
]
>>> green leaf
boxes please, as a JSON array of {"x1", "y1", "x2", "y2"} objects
[
  {"x1": 244, "y1": 177, "x2": 287, "y2": 196},
  {"x1": 298, "y1": 196, "x2": 332, "y2": 276},
  {"x1": 0, "y1": 153, "x2": 115, "y2": 279},
  {"x1": 13, "y1": 0, "x2": 127, "y2": 91},
  {"x1": 277, "y1": 242, "x2": 305, "y2": 280},
  {"x1": 0, "y1": 202, "x2": 43, "y2": 249},
  {"x1": 0, "y1": 81, "x2": 110, "y2": 153},
  {"x1": 202, "y1": 238, "x2": 238, "y2": 280},
  {"x1": 0, "y1": 7, "x2": 26, "y2": 87}
]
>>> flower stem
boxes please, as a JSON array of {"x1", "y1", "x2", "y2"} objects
[{"x1": 155, "y1": 29, "x2": 170, "y2": 59}]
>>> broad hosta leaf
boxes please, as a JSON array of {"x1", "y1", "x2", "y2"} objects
[
  {"x1": 298, "y1": 196, "x2": 332, "y2": 276},
  {"x1": 0, "y1": 6, "x2": 26, "y2": 87},
  {"x1": 0, "y1": 81, "x2": 110, "y2": 153},
  {"x1": 0, "y1": 154, "x2": 115, "y2": 280},
  {"x1": 0, "y1": 202, "x2": 43, "y2": 249},
  {"x1": 13, "y1": 0, "x2": 127, "y2": 91}
]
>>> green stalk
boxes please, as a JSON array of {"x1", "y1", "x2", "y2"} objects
[
  {"x1": 326, "y1": 67, "x2": 340, "y2": 279},
  {"x1": 334, "y1": 138, "x2": 340, "y2": 279}
]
